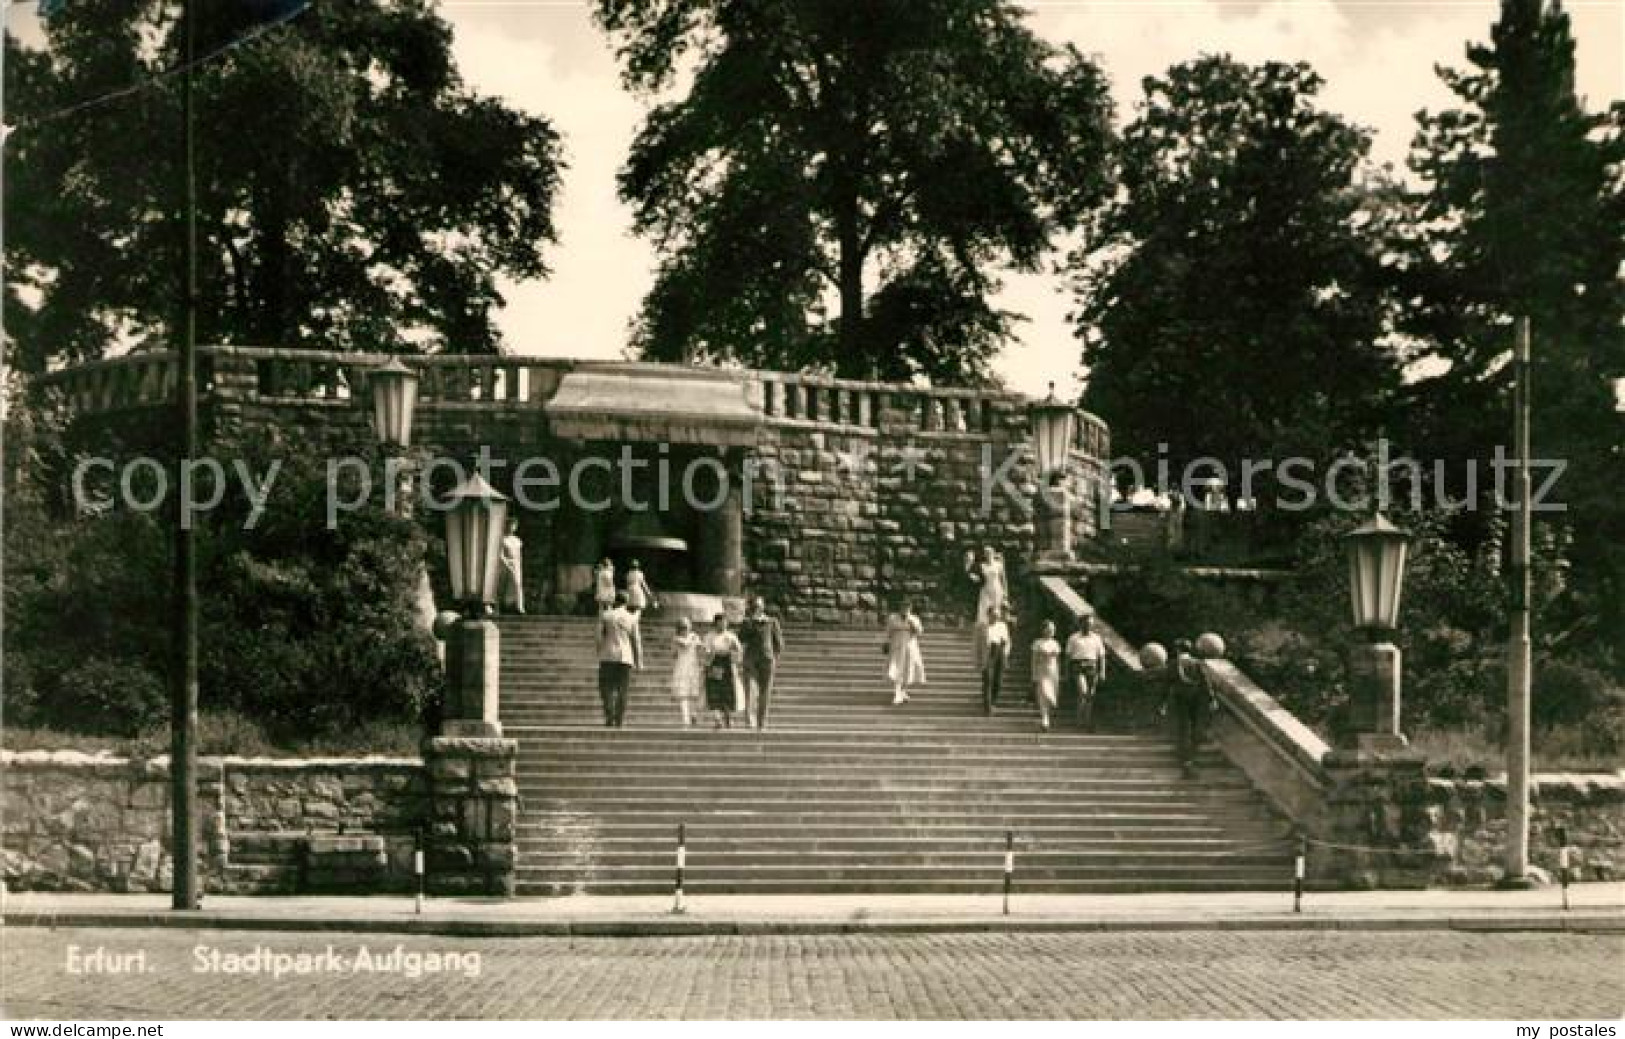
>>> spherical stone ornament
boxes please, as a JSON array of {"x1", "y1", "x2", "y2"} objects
[
  {"x1": 433, "y1": 610, "x2": 463, "y2": 639},
  {"x1": 1195, "y1": 632, "x2": 1227, "y2": 659},
  {"x1": 1139, "y1": 642, "x2": 1169, "y2": 670}
]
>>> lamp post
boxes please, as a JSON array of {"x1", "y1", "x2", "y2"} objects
[
  {"x1": 443, "y1": 473, "x2": 509, "y2": 737},
  {"x1": 369, "y1": 357, "x2": 420, "y2": 449},
  {"x1": 1031, "y1": 382, "x2": 1077, "y2": 563},
  {"x1": 1342, "y1": 511, "x2": 1411, "y2": 754},
  {"x1": 368, "y1": 357, "x2": 421, "y2": 513}
]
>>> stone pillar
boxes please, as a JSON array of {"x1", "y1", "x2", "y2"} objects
[
  {"x1": 699, "y1": 459, "x2": 744, "y2": 597},
  {"x1": 1346, "y1": 641, "x2": 1406, "y2": 754},
  {"x1": 445, "y1": 619, "x2": 501, "y2": 738},
  {"x1": 1316, "y1": 750, "x2": 1446, "y2": 888},
  {"x1": 423, "y1": 737, "x2": 518, "y2": 896},
  {"x1": 1035, "y1": 477, "x2": 1073, "y2": 563}
]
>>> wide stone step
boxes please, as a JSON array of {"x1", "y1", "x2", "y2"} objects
[
  {"x1": 515, "y1": 877, "x2": 1291, "y2": 895},
  {"x1": 519, "y1": 852, "x2": 1293, "y2": 874},
  {"x1": 515, "y1": 772, "x2": 1254, "y2": 793},
  {"x1": 514, "y1": 825, "x2": 1283, "y2": 844},
  {"x1": 514, "y1": 863, "x2": 1291, "y2": 883}
]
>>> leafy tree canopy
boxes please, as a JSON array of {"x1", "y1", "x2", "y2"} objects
[
  {"x1": 5, "y1": 0, "x2": 564, "y2": 372},
  {"x1": 1400, "y1": 0, "x2": 1624, "y2": 660},
  {"x1": 596, "y1": 0, "x2": 1114, "y2": 383},
  {"x1": 1074, "y1": 56, "x2": 1401, "y2": 495}
]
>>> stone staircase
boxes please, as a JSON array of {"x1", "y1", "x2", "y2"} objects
[{"x1": 499, "y1": 615, "x2": 1296, "y2": 894}]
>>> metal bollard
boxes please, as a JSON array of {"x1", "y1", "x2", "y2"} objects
[
  {"x1": 671, "y1": 822, "x2": 688, "y2": 915},
  {"x1": 1293, "y1": 837, "x2": 1306, "y2": 914},
  {"x1": 414, "y1": 827, "x2": 425, "y2": 915},
  {"x1": 1003, "y1": 831, "x2": 1014, "y2": 916},
  {"x1": 1556, "y1": 826, "x2": 1570, "y2": 911}
]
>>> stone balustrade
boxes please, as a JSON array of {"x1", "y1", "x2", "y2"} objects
[
  {"x1": 1030, "y1": 576, "x2": 1623, "y2": 889},
  {"x1": 39, "y1": 346, "x2": 1111, "y2": 450}
]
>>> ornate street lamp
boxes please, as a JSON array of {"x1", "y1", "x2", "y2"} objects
[
  {"x1": 1345, "y1": 511, "x2": 1410, "y2": 636},
  {"x1": 445, "y1": 473, "x2": 510, "y2": 615},
  {"x1": 440, "y1": 472, "x2": 509, "y2": 737},
  {"x1": 1030, "y1": 382, "x2": 1078, "y2": 563},
  {"x1": 1341, "y1": 511, "x2": 1412, "y2": 753},
  {"x1": 369, "y1": 357, "x2": 420, "y2": 450},
  {"x1": 1030, "y1": 382, "x2": 1076, "y2": 479}
]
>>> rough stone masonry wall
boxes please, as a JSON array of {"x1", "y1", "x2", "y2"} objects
[
  {"x1": 2, "y1": 751, "x2": 426, "y2": 894},
  {"x1": 745, "y1": 396, "x2": 1106, "y2": 624},
  {"x1": 49, "y1": 349, "x2": 1111, "y2": 626},
  {"x1": 1424, "y1": 773, "x2": 1625, "y2": 885}
]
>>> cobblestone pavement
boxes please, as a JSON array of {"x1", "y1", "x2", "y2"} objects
[{"x1": 3, "y1": 927, "x2": 1621, "y2": 1020}]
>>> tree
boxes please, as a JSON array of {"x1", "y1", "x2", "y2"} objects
[
  {"x1": 1072, "y1": 57, "x2": 1400, "y2": 502},
  {"x1": 4, "y1": 0, "x2": 564, "y2": 373},
  {"x1": 1401, "y1": 0, "x2": 1624, "y2": 667},
  {"x1": 595, "y1": 0, "x2": 1114, "y2": 382},
  {"x1": 1, "y1": 384, "x2": 442, "y2": 744}
]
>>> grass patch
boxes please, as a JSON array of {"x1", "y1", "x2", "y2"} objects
[
  {"x1": 1410, "y1": 724, "x2": 1623, "y2": 776},
  {"x1": 3, "y1": 710, "x2": 423, "y2": 758}
]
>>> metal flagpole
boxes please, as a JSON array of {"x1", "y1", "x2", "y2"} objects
[
  {"x1": 1502, "y1": 316, "x2": 1533, "y2": 888},
  {"x1": 171, "y1": 0, "x2": 201, "y2": 911}
]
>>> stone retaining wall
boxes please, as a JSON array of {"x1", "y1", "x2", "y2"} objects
[
  {"x1": 2, "y1": 750, "x2": 426, "y2": 894},
  {"x1": 1424, "y1": 774, "x2": 1625, "y2": 885}
]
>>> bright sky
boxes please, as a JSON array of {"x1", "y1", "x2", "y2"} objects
[{"x1": 440, "y1": 0, "x2": 1622, "y2": 396}]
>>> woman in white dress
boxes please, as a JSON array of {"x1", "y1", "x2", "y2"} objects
[
  {"x1": 669, "y1": 618, "x2": 703, "y2": 726},
  {"x1": 975, "y1": 546, "x2": 1007, "y2": 623},
  {"x1": 626, "y1": 560, "x2": 658, "y2": 613},
  {"x1": 497, "y1": 517, "x2": 524, "y2": 614},
  {"x1": 593, "y1": 557, "x2": 616, "y2": 614},
  {"x1": 884, "y1": 601, "x2": 927, "y2": 706},
  {"x1": 1030, "y1": 619, "x2": 1062, "y2": 732}
]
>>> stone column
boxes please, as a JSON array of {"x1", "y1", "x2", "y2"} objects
[
  {"x1": 1346, "y1": 641, "x2": 1406, "y2": 754},
  {"x1": 423, "y1": 737, "x2": 518, "y2": 896},
  {"x1": 1035, "y1": 475, "x2": 1073, "y2": 563},
  {"x1": 1316, "y1": 749, "x2": 1446, "y2": 888},
  {"x1": 698, "y1": 455, "x2": 744, "y2": 597},
  {"x1": 445, "y1": 619, "x2": 502, "y2": 738}
]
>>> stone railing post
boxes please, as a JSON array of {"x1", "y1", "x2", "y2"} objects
[
  {"x1": 1315, "y1": 749, "x2": 1446, "y2": 888},
  {"x1": 423, "y1": 737, "x2": 518, "y2": 896}
]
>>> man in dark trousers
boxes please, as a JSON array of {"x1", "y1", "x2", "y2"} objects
[
  {"x1": 738, "y1": 595, "x2": 785, "y2": 729},
  {"x1": 596, "y1": 591, "x2": 643, "y2": 728},
  {"x1": 1161, "y1": 638, "x2": 1214, "y2": 777}
]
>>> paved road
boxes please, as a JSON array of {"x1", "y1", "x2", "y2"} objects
[{"x1": 3, "y1": 927, "x2": 1621, "y2": 1019}]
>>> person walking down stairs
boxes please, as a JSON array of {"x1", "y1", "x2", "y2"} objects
[
  {"x1": 703, "y1": 614, "x2": 746, "y2": 729},
  {"x1": 1030, "y1": 620, "x2": 1062, "y2": 731},
  {"x1": 738, "y1": 596, "x2": 785, "y2": 729},
  {"x1": 884, "y1": 601, "x2": 927, "y2": 706},
  {"x1": 669, "y1": 618, "x2": 704, "y2": 727},
  {"x1": 981, "y1": 604, "x2": 1012, "y2": 715},
  {"x1": 1065, "y1": 612, "x2": 1107, "y2": 731}
]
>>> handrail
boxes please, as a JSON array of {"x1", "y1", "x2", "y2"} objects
[{"x1": 1034, "y1": 573, "x2": 1331, "y2": 799}]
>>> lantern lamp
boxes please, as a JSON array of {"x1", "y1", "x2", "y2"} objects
[
  {"x1": 444, "y1": 473, "x2": 509, "y2": 613},
  {"x1": 1030, "y1": 382, "x2": 1077, "y2": 478},
  {"x1": 1343, "y1": 511, "x2": 1411, "y2": 636},
  {"x1": 369, "y1": 357, "x2": 420, "y2": 450}
]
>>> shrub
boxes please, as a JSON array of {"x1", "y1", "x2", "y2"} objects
[
  {"x1": 54, "y1": 659, "x2": 170, "y2": 737},
  {"x1": 3, "y1": 391, "x2": 442, "y2": 750}
]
